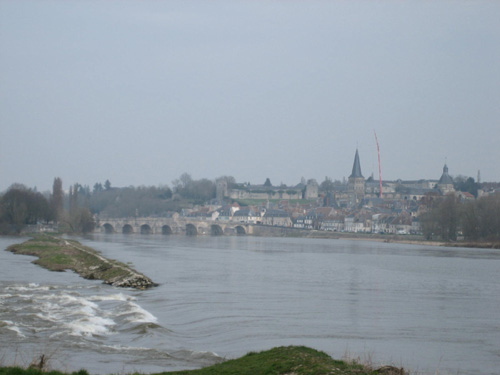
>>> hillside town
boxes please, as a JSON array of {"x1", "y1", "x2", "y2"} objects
[
  {"x1": 2, "y1": 148, "x2": 499, "y2": 241},
  {"x1": 179, "y1": 149, "x2": 498, "y2": 237}
]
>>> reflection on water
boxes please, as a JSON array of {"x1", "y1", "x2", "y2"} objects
[{"x1": 1, "y1": 235, "x2": 500, "y2": 375}]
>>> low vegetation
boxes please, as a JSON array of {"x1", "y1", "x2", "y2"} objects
[
  {"x1": 0, "y1": 346, "x2": 406, "y2": 375},
  {"x1": 7, "y1": 235, "x2": 156, "y2": 289}
]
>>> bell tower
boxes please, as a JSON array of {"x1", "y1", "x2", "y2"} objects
[{"x1": 348, "y1": 149, "x2": 365, "y2": 202}]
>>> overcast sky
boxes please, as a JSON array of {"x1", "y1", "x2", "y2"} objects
[{"x1": 1, "y1": 0, "x2": 499, "y2": 193}]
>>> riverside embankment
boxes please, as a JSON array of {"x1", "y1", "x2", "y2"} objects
[
  {"x1": 0, "y1": 346, "x2": 406, "y2": 375},
  {"x1": 7, "y1": 235, "x2": 156, "y2": 289},
  {"x1": 252, "y1": 225, "x2": 500, "y2": 248}
]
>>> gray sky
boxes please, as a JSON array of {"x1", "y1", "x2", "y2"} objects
[{"x1": 1, "y1": 0, "x2": 499, "y2": 193}]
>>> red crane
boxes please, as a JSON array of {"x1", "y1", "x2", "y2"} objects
[{"x1": 374, "y1": 130, "x2": 383, "y2": 198}]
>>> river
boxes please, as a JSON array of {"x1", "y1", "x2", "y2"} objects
[{"x1": 1, "y1": 234, "x2": 499, "y2": 374}]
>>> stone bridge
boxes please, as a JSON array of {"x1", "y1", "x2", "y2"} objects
[{"x1": 95, "y1": 217, "x2": 252, "y2": 236}]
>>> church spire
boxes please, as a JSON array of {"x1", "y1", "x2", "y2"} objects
[{"x1": 349, "y1": 149, "x2": 363, "y2": 178}]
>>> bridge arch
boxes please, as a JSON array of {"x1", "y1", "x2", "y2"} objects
[
  {"x1": 235, "y1": 225, "x2": 246, "y2": 235},
  {"x1": 103, "y1": 223, "x2": 114, "y2": 234},
  {"x1": 186, "y1": 223, "x2": 197, "y2": 236},
  {"x1": 122, "y1": 224, "x2": 133, "y2": 234},
  {"x1": 162, "y1": 225, "x2": 173, "y2": 235},
  {"x1": 211, "y1": 224, "x2": 223, "y2": 236},
  {"x1": 141, "y1": 224, "x2": 152, "y2": 234}
]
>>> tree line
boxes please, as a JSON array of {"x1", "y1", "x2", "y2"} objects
[
  {"x1": 2, "y1": 173, "x2": 498, "y2": 239},
  {"x1": 0, "y1": 174, "x2": 234, "y2": 234},
  {"x1": 420, "y1": 193, "x2": 500, "y2": 242},
  {"x1": 0, "y1": 178, "x2": 95, "y2": 234},
  {"x1": 0, "y1": 184, "x2": 53, "y2": 234}
]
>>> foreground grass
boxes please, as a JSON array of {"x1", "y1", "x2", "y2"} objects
[
  {"x1": 0, "y1": 347, "x2": 405, "y2": 375},
  {"x1": 0, "y1": 370, "x2": 88, "y2": 375},
  {"x1": 6, "y1": 235, "x2": 155, "y2": 289}
]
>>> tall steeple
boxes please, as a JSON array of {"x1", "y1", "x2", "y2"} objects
[
  {"x1": 348, "y1": 149, "x2": 366, "y2": 206},
  {"x1": 350, "y1": 149, "x2": 364, "y2": 178}
]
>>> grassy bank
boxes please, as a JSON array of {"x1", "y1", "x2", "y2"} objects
[
  {"x1": 6, "y1": 235, "x2": 156, "y2": 289},
  {"x1": 0, "y1": 346, "x2": 406, "y2": 375}
]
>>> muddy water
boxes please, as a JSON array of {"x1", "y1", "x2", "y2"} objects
[{"x1": 1, "y1": 235, "x2": 499, "y2": 375}]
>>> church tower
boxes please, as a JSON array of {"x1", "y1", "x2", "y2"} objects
[
  {"x1": 437, "y1": 164, "x2": 455, "y2": 195},
  {"x1": 216, "y1": 179, "x2": 228, "y2": 202},
  {"x1": 348, "y1": 149, "x2": 366, "y2": 203}
]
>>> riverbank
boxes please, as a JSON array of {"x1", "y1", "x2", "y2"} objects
[
  {"x1": 252, "y1": 226, "x2": 500, "y2": 249},
  {"x1": 252, "y1": 226, "x2": 449, "y2": 247},
  {"x1": 445, "y1": 241, "x2": 500, "y2": 249},
  {"x1": 322, "y1": 233, "x2": 500, "y2": 249},
  {"x1": 6, "y1": 235, "x2": 156, "y2": 289},
  {"x1": 0, "y1": 346, "x2": 406, "y2": 375}
]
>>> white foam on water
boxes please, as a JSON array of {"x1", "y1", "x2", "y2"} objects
[
  {"x1": 1, "y1": 320, "x2": 26, "y2": 338},
  {"x1": 6, "y1": 283, "x2": 50, "y2": 292},
  {"x1": 190, "y1": 350, "x2": 222, "y2": 360},
  {"x1": 2, "y1": 282, "x2": 159, "y2": 341},
  {"x1": 56, "y1": 294, "x2": 99, "y2": 309},
  {"x1": 101, "y1": 344, "x2": 152, "y2": 352},
  {"x1": 6, "y1": 325, "x2": 26, "y2": 338},
  {"x1": 0, "y1": 320, "x2": 13, "y2": 327},
  {"x1": 89, "y1": 293, "x2": 131, "y2": 302},
  {"x1": 34, "y1": 293, "x2": 100, "y2": 320},
  {"x1": 14, "y1": 293, "x2": 33, "y2": 299},
  {"x1": 19, "y1": 291, "x2": 105, "y2": 338},
  {"x1": 33, "y1": 292, "x2": 119, "y2": 337},
  {"x1": 122, "y1": 302, "x2": 158, "y2": 324},
  {"x1": 66, "y1": 316, "x2": 116, "y2": 337},
  {"x1": 36, "y1": 300, "x2": 67, "y2": 322}
]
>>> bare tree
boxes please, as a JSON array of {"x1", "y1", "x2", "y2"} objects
[{"x1": 436, "y1": 194, "x2": 459, "y2": 241}]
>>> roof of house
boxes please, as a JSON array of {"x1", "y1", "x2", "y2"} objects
[
  {"x1": 263, "y1": 209, "x2": 290, "y2": 218},
  {"x1": 406, "y1": 187, "x2": 434, "y2": 195},
  {"x1": 460, "y1": 191, "x2": 475, "y2": 198},
  {"x1": 233, "y1": 208, "x2": 257, "y2": 216}
]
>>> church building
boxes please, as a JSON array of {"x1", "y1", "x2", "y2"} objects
[
  {"x1": 348, "y1": 149, "x2": 366, "y2": 205},
  {"x1": 437, "y1": 164, "x2": 455, "y2": 194}
]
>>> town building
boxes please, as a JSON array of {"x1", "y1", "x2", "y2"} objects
[{"x1": 262, "y1": 209, "x2": 292, "y2": 227}]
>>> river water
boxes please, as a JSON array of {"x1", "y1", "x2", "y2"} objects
[{"x1": 1, "y1": 234, "x2": 499, "y2": 374}]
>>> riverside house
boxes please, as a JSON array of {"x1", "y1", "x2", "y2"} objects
[{"x1": 262, "y1": 209, "x2": 292, "y2": 227}]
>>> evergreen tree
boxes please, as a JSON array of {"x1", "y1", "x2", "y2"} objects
[{"x1": 51, "y1": 177, "x2": 64, "y2": 221}]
